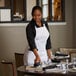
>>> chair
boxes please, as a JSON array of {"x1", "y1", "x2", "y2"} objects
[
  {"x1": 14, "y1": 53, "x2": 24, "y2": 76},
  {"x1": 69, "y1": 51, "x2": 76, "y2": 62},
  {"x1": 59, "y1": 48, "x2": 76, "y2": 62},
  {"x1": 1, "y1": 61, "x2": 15, "y2": 76}
]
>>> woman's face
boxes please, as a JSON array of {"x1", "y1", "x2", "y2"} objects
[{"x1": 33, "y1": 9, "x2": 42, "y2": 23}]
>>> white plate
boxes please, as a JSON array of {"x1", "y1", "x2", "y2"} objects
[
  {"x1": 68, "y1": 68, "x2": 76, "y2": 72},
  {"x1": 72, "y1": 67, "x2": 76, "y2": 70}
]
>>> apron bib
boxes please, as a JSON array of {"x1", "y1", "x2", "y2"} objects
[{"x1": 24, "y1": 24, "x2": 49, "y2": 66}]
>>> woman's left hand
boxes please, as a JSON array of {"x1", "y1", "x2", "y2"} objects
[{"x1": 47, "y1": 58, "x2": 52, "y2": 64}]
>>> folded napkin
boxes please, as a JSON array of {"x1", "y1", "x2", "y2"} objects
[{"x1": 45, "y1": 68, "x2": 65, "y2": 73}]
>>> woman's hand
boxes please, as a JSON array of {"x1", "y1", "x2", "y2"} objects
[
  {"x1": 34, "y1": 56, "x2": 41, "y2": 67},
  {"x1": 47, "y1": 49, "x2": 52, "y2": 64},
  {"x1": 34, "y1": 56, "x2": 41, "y2": 63},
  {"x1": 33, "y1": 48, "x2": 41, "y2": 63}
]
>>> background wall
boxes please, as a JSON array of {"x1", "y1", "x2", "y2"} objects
[
  {"x1": 0, "y1": 0, "x2": 76, "y2": 76},
  {"x1": 0, "y1": 0, "x2": 5, "y2": 7},
  {"x1": 73, "y1": 0, "x2": 76, "y2": 47},
  {"x1": 49, "y1": 0, "x2": 74, "y2": 49}
]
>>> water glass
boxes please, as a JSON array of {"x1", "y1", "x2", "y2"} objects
[
  {"x1": 60, "y1": 63, "x2": 66, "y2": 70},
  {"x1": 72, "y1": 57, "x2": 76, "y2": 68}
]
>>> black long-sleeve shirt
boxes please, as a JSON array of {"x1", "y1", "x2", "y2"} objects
[{"x1": 26, "y1": 19, "x2": 51, "y2": 51}]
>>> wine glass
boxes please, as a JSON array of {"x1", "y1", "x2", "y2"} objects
[{"x1": 72, "y1": 57, "x2": 76, "y2": 68}]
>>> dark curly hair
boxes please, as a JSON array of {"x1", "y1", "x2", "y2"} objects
[{"x1": 31, "y1": 6, "x2": 42, "y2": 16}]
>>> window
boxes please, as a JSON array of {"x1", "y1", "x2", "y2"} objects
[
  {"x1": 0, "y1": 0, "x2": 65, "y2": 23},
  {"x1": 0, "y1": 0, "x2": 11, "y2": 22},
  {"x1": 38, "y1": 0, "x2": 49, "y2": 21},
  {"x1": 37, "y1": 0, "x2": 65, "y2": 22},
  {"x1": 13, "y1": 0, "x2": 25, "y2": 22},
  {"x1": 42, "y1": 0, "x2": 49, "y2": 21},
  {"x1": 0, "y1": 0, "x2": 37, "y2": 22},
  {"x1": 26, "y1": 0, "x2": 36, "y2": 21},
  {"x1": 12, "y1": 0, "x2": 37, "y2": 22},
  {"x1": 0, "y1": 0, "x2": 11, "y2": 8}
]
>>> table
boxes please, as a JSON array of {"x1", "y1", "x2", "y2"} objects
[{"x1": 17, "y1": 66, "x2": 76, "y2": 76}]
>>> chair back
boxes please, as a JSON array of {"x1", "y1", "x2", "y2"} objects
[
  {"x1": 60, "y1": 48, "x2": 76, "y2": 62},
  {"x1": 15, "y1": 53, "x2": 24, "y2": 68},
  {"x1": 69, "y1": 51, "x2": 76, "y2": 62}
]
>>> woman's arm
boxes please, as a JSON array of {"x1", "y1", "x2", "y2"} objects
[
  {"x1": 33, "y1": 49, "x2": 41, "y2": 63},
  {"x1": 26, "y1": 24, "x2": 40, "y2": 63},
  {"x1": 47, "y1": 49, "x2": 52, "y2": 59},
  {"x1": 26, "y1": 24, "x2": 37, "y2": 50}
]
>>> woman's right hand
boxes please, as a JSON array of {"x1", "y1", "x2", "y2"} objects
[
  {"x1": 34, "y1": 56, "x2": 41, "y2": 67},
  {"x1": 34, "y1": 56, "x2": 41, "y2": 63},
  {"x1": 33, "y1": 49, "x2": 41, "y2": 64}
]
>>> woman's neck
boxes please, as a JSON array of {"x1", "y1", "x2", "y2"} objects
[{"x1": 36, "y1": 21, "x2": 42, "y2": 27}]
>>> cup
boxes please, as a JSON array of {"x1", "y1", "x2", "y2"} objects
[
  {"x1": 72, "y1": 57, "x2": 76, "y2": 68},
  {"x1": 61, "y1": 64, "x2": 66, "y2": 70},
  {"x1": 66, "y1": 59, "x2": 69, "y2": 69}
]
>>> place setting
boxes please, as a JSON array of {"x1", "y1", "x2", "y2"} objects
[{"x1": 25, "y1": 53, "x2": 76, "y2": 74}]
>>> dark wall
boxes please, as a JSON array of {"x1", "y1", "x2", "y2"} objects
[{"x1": 73, "y1": 0, "x2": 76, "y2": 47}]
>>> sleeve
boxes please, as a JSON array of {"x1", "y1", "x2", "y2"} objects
[
  {"x1": 45, "y1": 22, "x2": 52, "y2": 50},
  {"x1": 46, "y1": 36, "x2": 51, "y2": 50},
  {"x1": 26, "y1": 25, "x2": 37, "y2": 51}
]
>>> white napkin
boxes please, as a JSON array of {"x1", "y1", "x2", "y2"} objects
[{"x1": 45, "y1": 68, "x2": 65, "y2": 73}]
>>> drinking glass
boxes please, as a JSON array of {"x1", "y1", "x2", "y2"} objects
[{"x1": 72, "y1": 57, "x2": 76, "y2": 68}]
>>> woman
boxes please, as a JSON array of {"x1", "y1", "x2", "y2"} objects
[{"x1": 24, "y1": 6, "x2": 52, "y2": 66}]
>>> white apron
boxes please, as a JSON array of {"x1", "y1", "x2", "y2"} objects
[{"x1": 24, "y1": 24, "x2": 49, "y2": 66}]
